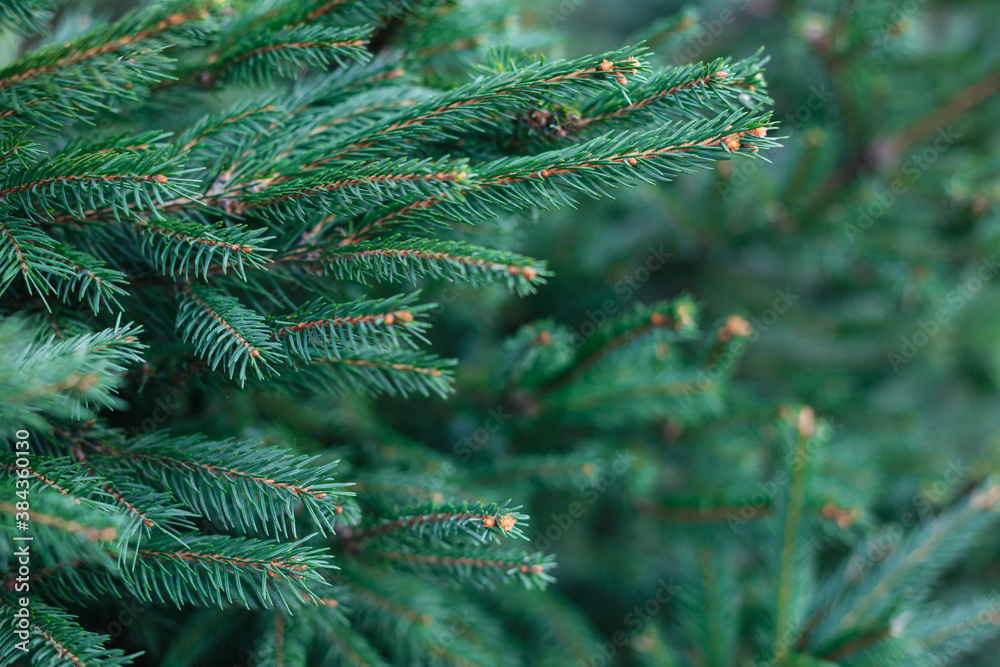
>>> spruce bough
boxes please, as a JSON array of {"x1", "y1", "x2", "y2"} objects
[{"x1": 0, "y1": 0, "x2": 784, "y2": 664}]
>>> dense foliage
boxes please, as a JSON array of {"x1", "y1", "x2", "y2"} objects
[{"x1": 3, "y1": 0, "x2": 1000, "y2": 666}]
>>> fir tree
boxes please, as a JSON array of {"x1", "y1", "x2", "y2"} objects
[{"x1": 0, "y1": 0, "x2": 782, "y2": 665}]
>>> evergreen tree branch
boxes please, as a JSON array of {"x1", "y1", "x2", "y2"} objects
[
  {"x1": 125, "y1": 535, "x2": 334, "y2": 611},
  {"x1": 774, "y1": 408, "x2": 817, "y2": 663},
  {"x1": 90, "y1": 433, "x2": 355, "y2": 538},
  {"x1": 271, "y1": 292, "x2": 433, "y2": 362},
  {"x1": 346, "y1": 111, "x2": 776, "y2": 239},
  {"x1": 0, "y1": 217, "x2": 76, "y2": 301},
  {"x1": 0, "y1": 0, "x2": 54, "y2": 36},
  {"x1": 0, "y1": 0, "x2": 219, "y2": 129},
  {"x1": 0, "y1": 318, "x2": 143, "y2": 426},
  {"x1": 204, "y1": 25, "x2": 372, "y2": 87},
  {"x1": 175, "y1": 283, "x2": 283, "y2": 385},
  {"x1": 365, "y1": 548, "x2": 556, "y2": 589},
  {"x1": 0, "y1": 146, "x2": 194, "y2": 221},
  {"x1": 341, "y1": 502, "x2": 528, "y2": 546},
  {"x1": 289, "y1": 347, "x2": 454, "y2": 397},
  {"x1": 287, "y1": 46, "x2": 648, "y2": 170},
  {"x1": 270, "y1": 236, "x2": 547, "y2": 295},
  {"x1": 572, "y1": 53, "x2": 769, "y2": 131},
  {"x1": 0, "y1": 597, "x2": 138, "y2": 667}
]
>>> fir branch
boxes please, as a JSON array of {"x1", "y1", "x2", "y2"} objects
[
  {"x1": 175, "y1": 284, "x2": 283, "y2": 385},
  {"x1": 0, "y1": 217, "x2": 75, "y2": 301},
  {"x1": 125, "y1": 535, "x2": 333, "y2": 611},
  {"x1": 137, "y1": 218, "x2": 274, "y2": 280},
  {"x1": 343, "y1": 501, "x2": 529, "y2": 545},
  {"x1": 0, "y1": 475, "x2": 124, "y2": 600},
  {"x1": 287, "y1": 93, "x2": 424, "y2": 146},
  {"x1": 48, "y1": 244, "x2": 129, "y2": 312},
  {"x1": 0, "y1": 4, "x2": 209, "y2": 87},
  {"x1": 0, "y1": 0, "x2": 53, "y2": 36},
  {"x1": 0, "y1": 597, "x2": 137, "y2": 667},
  {"x1": 207, "y1": 25, "x2": 372, "y2": 87},
  {"x1": 19, "y1": 535, "x2": 337, "y2": 612},
  {"x1": 909, "y1": 597, "x2": 1000, "y2": 664},
  {"x1": 287, "y1": 46, "x2": 649, "y2": 171},
  {"x1": 0, "y1": 131, "x2": 40, "y2": 169},
  {"x1": 540, "y1": 338, "x2": 726, "y2": 427},
  {"x1": 0, "y1": 454, "x2": 106, "y2": 503},
  {"x1": 553, "y1": 298, "x2": 699, "y2": 385},
  {"x1": 0, "y1": 0, "x2": 218, "y2": 129},
  {"x1": 0, "y1": 318, "x2": 144, "y2": 426},
  {"x1": 774, "y1": 409, "x2": 817, "y2": 663},
  {"x1": 233, "y1": 157, "x2": 470, "y2": 219},
  {"x1": 289, "y1": 347, "x2": 454, "y2": 397},
  {"x1": 493, "y1": 319, "x2": 576, "y2": 391},
  {"x1": 55, "y1": 433, "x2": 197, "y2": 544},
  {"x1": 173, "y1": 99, "x2": 285, "y2": 157},
  {"x1": 92, "y1": 433, "x2": 354, "y2": 538},
  {"x1": 95, "y1": 479, "x2": 155, "y2": 532},
  {"x1": 0, "y1": 146, "x2": 194, "y2": 221},
  {"x1": 302, "y1": 237, "x2": 548, "y2": 295},
  {"x1": 366, "y1": 548, "x2": 556, "y2": 589},
  {"x1": 805, "y1": 481, "x2": 1000, "y2": 658},
  {"x1": 287, "y1": 54, "x2": 413, "y2": 110},
  {"x1": 270, "y1": 292, "x2": 433, "y2": 362},
  {"x1": 168, "y1": 0, "x2": 420, "y2": 90},
  {"x1": 348, "y1": 110, "x2": 777, "y2": 238},
  {"x1": 571, "y1": 53, "x2": 770, "y2": 132}
]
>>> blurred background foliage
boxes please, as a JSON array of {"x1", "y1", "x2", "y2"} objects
[
  {"x1": 374, "y1": 0, "x2": 1000, "y2": 663},
  {"x1": 519, "y1": 0, "x2": 1000, "y2": 485}
]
